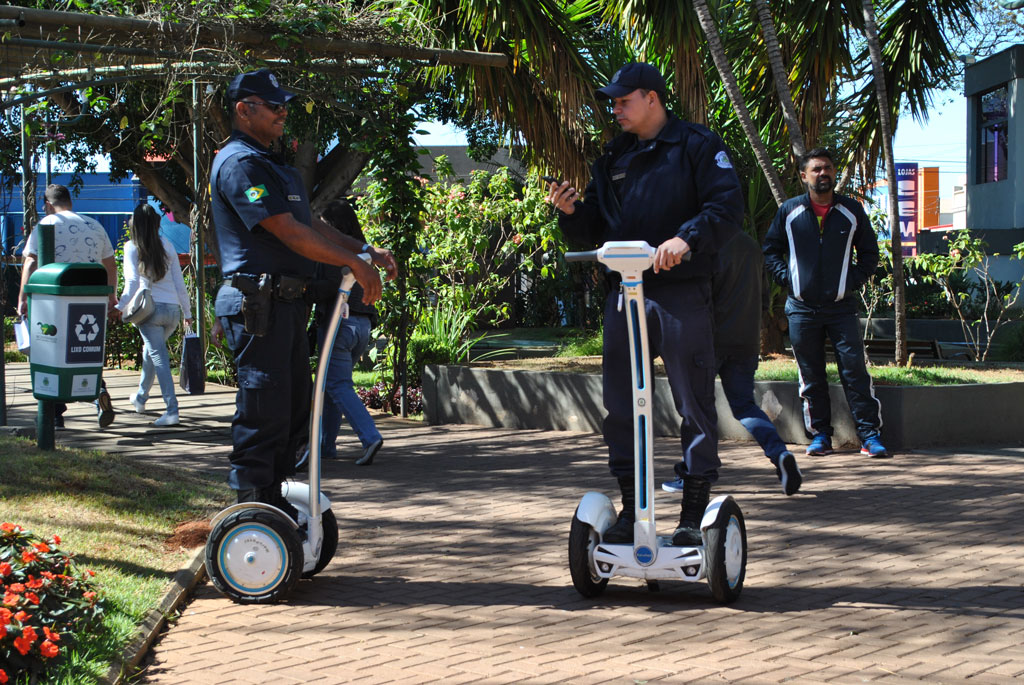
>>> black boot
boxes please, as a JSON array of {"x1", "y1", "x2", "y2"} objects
[
  {"x1": 671, "y1": 477, "x2": 711, "y2": 546},
  {"x1": 603, "y1": 477, "x2": 636, "y2": 543}
]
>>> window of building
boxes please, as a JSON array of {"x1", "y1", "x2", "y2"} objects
[{"x1": 978, "y1": 85, "x2": 1009, "y2": 183}]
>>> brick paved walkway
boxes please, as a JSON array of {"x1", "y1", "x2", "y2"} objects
[{"x1": 6, "y1": 364, "x2": 1024, "y2": 682}]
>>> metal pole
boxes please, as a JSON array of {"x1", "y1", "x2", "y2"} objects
[{"x1": 192, "y1": 80, "x2": 206, "y2": 350}]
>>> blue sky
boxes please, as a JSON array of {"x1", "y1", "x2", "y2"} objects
[{"x1": 415, "y1": 88, "x2": 971, "y2": 200}]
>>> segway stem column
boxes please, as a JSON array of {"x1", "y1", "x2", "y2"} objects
[
  {"x1": 566, "y1": 241, "x2": 658, "y2": 559},
  {"x1": 306, "y1": 254, "x2": 371, "y2": 554}
]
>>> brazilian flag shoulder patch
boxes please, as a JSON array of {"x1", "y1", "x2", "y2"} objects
[{"x1": 245, "y1": 185, "x2": 268, "y2": 202}]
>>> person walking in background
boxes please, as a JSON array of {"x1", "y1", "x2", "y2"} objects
[
  {"x1": 763, "y1": 147, "x2": 889, "y2": 459},
  {"x1": 304, "y1": 199, "x2": 384, "y2": 467},
  {"x1": 663, "y1": 231, "x2": 802, "y2": 496},
  {"x1": 17, "y1": 183, "x2": 117, "y2": 428},
  {"x1": 117, "y1": 203, "x2": 193, "y2": 427}
]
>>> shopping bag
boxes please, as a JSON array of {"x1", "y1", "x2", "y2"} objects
[
  {"x1": 14, "y1": 316, "x2": 30, "y2": 354},
  {"x1": 179, "y1": 329, "x2": 206, "y2": 395}
]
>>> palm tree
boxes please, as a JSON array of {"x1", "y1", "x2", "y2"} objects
[
  {"x1": 862, "y1": 0, "x2": 908, "y2": 365},
  {"x1": 689, "y1": 0, "x2": 787, "y2": 205}
]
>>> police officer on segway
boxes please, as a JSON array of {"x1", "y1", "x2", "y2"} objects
[{"x1": 210, "y1": 68, "x2": 397, "y2": 517}]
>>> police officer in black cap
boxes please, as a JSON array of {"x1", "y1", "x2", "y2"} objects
[
  {"x1": 211, "y1": 68, "x2": 397, "y2": 516},
  {"x1": 546, "y1": 62, "x2": 743, "y2": 547}
]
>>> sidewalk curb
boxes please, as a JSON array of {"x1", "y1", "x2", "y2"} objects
[{"x1": 105, "y1": 546, "x2": 207, "y2": 685}]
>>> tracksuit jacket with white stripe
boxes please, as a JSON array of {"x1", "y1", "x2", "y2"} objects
[{"x1": 762, "y1": 192, "x2": 879, "y2": 308}]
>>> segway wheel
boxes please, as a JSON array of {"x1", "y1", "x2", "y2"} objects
[
  {"x1": 206, "y1": 508, "x2": 302, "y2": 604},
  {"x1": 705, "y1": 498, "x2": 747, "y2": 604},
  {"x1": 302, "y1": 508, "x2": 339, "y2": 579},
  {"x1": 568, "y1": 515, "x2": 608, "y2": 598}
]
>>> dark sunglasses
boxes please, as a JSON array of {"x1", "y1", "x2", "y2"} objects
[{"x1": 241, "y1": 100, "x2": 287, "y2": 114}]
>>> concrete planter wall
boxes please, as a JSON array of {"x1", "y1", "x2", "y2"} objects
[{"x1": 423, "y1": 365, "x2": 1024, "y2": 450}]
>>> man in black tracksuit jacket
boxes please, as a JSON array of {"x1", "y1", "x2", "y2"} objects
[
  {"x1": 548, "y1": 63, "x2": 743, "y2": 546},
  {"x1": 763, "y1": 147, "x2": 890, "y2": 459}
]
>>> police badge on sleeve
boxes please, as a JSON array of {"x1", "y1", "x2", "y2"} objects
[{"x1": 715, "y1": 151, "x2": 733, "y2": 169}]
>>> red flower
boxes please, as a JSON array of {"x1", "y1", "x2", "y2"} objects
[
  {"x1": 1, "y1": 522, "x2": 19, "y2": 533},
  {"x1": 26, "y1": 576, "x2": 43, "y2": 590},
  {"x1": 21, "y1": 548, "x2": 38, "y2": 563},
  {"x1": 24, "y1": 592, "x2": 40, "y2": 605},
  {"x1": 39, "y1": 639, "x2": 60, "y2": 658},
  {"x1": 14, "y1": 611, "x2": 28, "y2": 622},
  {"x1": 83, "y1": 591, "x2": 97, "y2": 602},
  {"x1": 0, "y1": 607, "x2": 11, "y2": 623},
  {"x1": 52, "y1": 534, "x2": 61, "y2": 545},
  {"x1": 41, "y1": 571, "x2": 55, "y2": 580},
  {"x1": 0, "y1": 667, "x2": 8, "y2": 683},
  {"x1": 2, "y1": 592, "x2": 19, "y2": 607},
  {"x1": 43, "y1": 626, "x2": 60, "y2": 642},
  {"x1": 0, "y1": 623, "x2": 6, "y2": 639},
  {"x1": 7, "y1": 583, "x2": 24, "y2": 593},
  {"x1": 0, "y1": 562, "x2": 11, "y2": 577},
  {"x1": 33, "y1": 542, "x2": 50, "y2": 553},
  {"x1": 13, "y1": 636, "x2": 32, "y2": 655}
]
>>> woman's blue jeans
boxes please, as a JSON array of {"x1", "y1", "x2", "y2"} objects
[
  {"x1": 318, "y1": 314, "x2": 381, "y2": 458},
  {"x1": 135, "y1": 302, "x2": 181, "y2": 414}
]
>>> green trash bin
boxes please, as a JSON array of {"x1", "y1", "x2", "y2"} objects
[{"x1": 23, "y1": 262, "x2": 113, "y2": 402}]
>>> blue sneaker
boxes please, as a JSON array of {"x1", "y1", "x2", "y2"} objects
[
  {"x1": 776, "y1": 451, "x2": 803, "y2": 496},
  {"x1": 661, "y1": 477, "x2": 685, "y2": 493},
  {"x1": 860, "y1": 435, "x2": 891, "y2": 459},
  {"x1": 806, "y1": 433, "x2": 833, "y2": 456}
]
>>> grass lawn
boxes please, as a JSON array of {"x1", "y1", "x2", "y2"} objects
[
  {"x1": 475, "y1": 354, "x2": 1024, "y2": 386},
  {"x1": 0, "y1": 436, "x2": 231, "y2": 684}
]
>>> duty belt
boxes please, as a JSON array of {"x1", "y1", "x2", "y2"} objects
[{"x1": 225, "y1": 273, "x2": 309, "y2": 301}]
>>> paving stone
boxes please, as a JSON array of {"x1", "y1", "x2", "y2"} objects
[{"x1": 7, "y1": 364, "x2": 1024, "y2": 683}]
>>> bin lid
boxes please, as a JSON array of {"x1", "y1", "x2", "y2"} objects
[{"x1": 23, "y1": 262, "x2": 113, "y2": 295}]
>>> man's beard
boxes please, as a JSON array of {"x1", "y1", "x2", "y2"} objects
[{"x1": 813, "y1": 177, "x2": 834, "y2": 194}]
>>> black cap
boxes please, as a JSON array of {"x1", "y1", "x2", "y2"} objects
[
  {"x1": 226, "y1": 68, "x2": 296, "y2": 105},
  {"x1": 596, "y1": 62, "x2": 667, "y2": 101}
]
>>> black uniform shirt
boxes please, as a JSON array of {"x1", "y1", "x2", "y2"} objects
[{"x1": 210, "y1": 131, "x2": 314, "y2": 279}]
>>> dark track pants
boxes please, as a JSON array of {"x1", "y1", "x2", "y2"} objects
[
  {"x1": 602, "y1": 281, "x2": 720, "y2": 483},
  {"x1": 785, "y1": 298, "x2": 882, "y2": 441}
]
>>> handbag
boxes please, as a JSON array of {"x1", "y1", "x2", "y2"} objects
[
  {"x1": 123, "y1": 287, "x2": 155, "y2": 324},
  {"x1": 179, "y1": 325, "x2": 206, "y2": 395}
]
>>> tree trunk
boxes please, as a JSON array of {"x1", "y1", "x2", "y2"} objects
[
  {"x1": 862, "y1": 0, "x2": 907, "y2": 366},
  {"x1": 690, "y1": 0, "x2": 787, "y2": 206},
  {"x1": 752, "y1": 0, "x2": 806, "y2": 162},
  {"x1": 311, "y1": 148, "x2": 372, "y2": 215}
]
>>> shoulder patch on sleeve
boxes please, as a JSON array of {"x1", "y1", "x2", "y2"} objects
[
  {"x1": 245, "y1": 185, "x2": 268, "y2": 202},
  {"x1": 715, "y1": 150, "x2": 733, "y2": 169}
]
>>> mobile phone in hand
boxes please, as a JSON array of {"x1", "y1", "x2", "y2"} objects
[{"x1": 541, "y1": 175, "x2": 562, "y2": 185}]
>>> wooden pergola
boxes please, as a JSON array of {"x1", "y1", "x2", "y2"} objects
[{"x1": 0, "y1": 5, "x2": 509, "y2": 425}]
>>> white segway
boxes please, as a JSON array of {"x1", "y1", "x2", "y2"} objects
[
  {"x1": 565, "y1": 241, "x2": 747, "y2": 604},
  {"x1": 204, "y1": 258, "x2": 369, "y2": 603}
]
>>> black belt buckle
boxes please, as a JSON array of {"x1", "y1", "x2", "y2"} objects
[{"x1": 275, "y1": 274, "x2": 306, "y2": 301}]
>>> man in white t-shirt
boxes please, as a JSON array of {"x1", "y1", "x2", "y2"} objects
[{"x1": 17, "y1": 184, "x2": 119, "y2": 428}]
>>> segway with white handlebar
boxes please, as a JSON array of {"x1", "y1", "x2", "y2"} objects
[
  {"x1": 204, "y1": 256, "x2": 371, "y2": 603},
  {"x1": 565, "y1": 241, "x2": 747, "y2": 604}
]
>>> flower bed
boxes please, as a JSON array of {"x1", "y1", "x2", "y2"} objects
[{"x1": 1, "y1": 523, "x2": 103, "y2": 684}]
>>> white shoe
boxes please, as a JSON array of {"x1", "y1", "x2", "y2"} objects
[
  {"x1": 153, "y1": 412, "x2": 179, "y2": 427},
  {"x1": 130, "y1": 394, "x2": 146, "y2": 413}
]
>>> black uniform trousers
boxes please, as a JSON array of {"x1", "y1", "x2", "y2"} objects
[
  {"x1": 602, "y1": 280, "x2": 721, "y2": 483},
  {"x1": 220, "y1": 298, "x2": 311, "y2": 491}
]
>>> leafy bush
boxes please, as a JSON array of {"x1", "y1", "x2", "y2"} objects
[
  {"x1": 356, "y1": 382, "x2": 423, "y2": 415},
  {"x1": 556, "y1": 327, "x2": 604, "y2": 357},
  {"x1": 0, "y1": 523, "x2": 103, "y2": 684}
]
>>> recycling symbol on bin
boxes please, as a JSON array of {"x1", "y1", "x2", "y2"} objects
[{"x1": 74, "y1": 313, "x2": 100, "y2": 343}]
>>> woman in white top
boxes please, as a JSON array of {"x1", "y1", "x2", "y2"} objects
[{"x1": 116, "y1": 203, "x2": 193, "y2": 426}]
